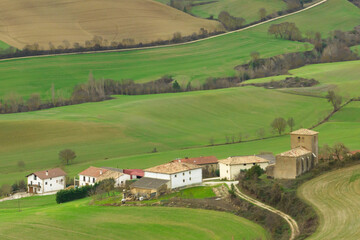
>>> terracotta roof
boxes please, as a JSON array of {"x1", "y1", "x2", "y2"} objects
[
  {"x1": 219, "y1": 156, "x2": 269, "y2": 165},
  {"x1": 78, "y1": 166, "x2": 108, "y2": 178},
  {"x1": 123, "y1": 169, "x2": 144, "y2": 177},
  {"x1": 96, "y1": 170, "x2": 124, "y2": 182},
  {"x1": 27, "y1": 168, "x2": 66, "y2": 180},
  {"x1": 350, "y1": 150, "x2": 360, "y2": 155},
  {"x1": 279, "y1": 147, "x2": 312, "y2": 157},
  {"x1": 174, "y1": 156, "x2": 218, "y2": 165},
  {"x1": 130, "y1": 177, "x2": 169, "y2": 190},
  {"x1": 145, "y1": 162, "x2": 201, "y2": 174},
  {"x1": 291, "y1": 128, "x2": 318, "y2": 135}
]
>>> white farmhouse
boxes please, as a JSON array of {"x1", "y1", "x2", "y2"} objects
[
  {"x1": 26, "y1": 168, "x2": 66, "y2": 194},
  {"x1": 219, "y1": 156, "x2": 270, "y2": 180},
  {"x1": 144, "y1": 162, "x2": 202, "y2": 189},
  {"x1": 78, "y1": 166, "x2": 133, "y2": 187}
]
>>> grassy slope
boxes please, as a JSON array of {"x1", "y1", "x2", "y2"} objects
[
  {"x1": 246, "y1": 60, "x2": 360, "y2": 98},
  {"x1": 191, "y1": 0, "x2": 286, "y2": 22},
  {"x1": 0, "y1": 32, "x2": 307, "y2": 99},
  {"x1": 0, "y1": 0, "x2": 222, "y2": 50},
  {"x1": 298, "y1": 164, "x2": 360, "y2": 240},
  {"x1": 0, "y1": 195, "x2": 269, "y2": 240},
  {"x1": 0, "y1": 87, "x2": 332, "y2": 184}
]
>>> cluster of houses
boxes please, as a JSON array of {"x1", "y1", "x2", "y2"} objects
[{"x1": 26, "y1": 129, "x2": 319, "y2": 197}]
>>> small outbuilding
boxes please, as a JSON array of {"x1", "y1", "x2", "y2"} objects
[
  {"x1": 130, "y1": 177, "x2": 169, "y2": 198},
  {"x1": 219, "y1": 156, "x2": 270, "y2": 180}
]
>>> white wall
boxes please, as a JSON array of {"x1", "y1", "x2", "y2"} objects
[
  {"x1": 27, "y1": 174, "x2": 43, "y2": 193},
  {"x1": 115, "y1": 174, "x2": 132, "y2": 187},
  {"x1": 220, "y1": 162, "x2": 269, "y2": 180},
  {"x1": 43, "y1": 176, "x2": 66, "y2": 192},
  {"x1": 79, "y1": 174, "x2": 97, "y2": 186},
  {"x1": 145, "y1": 168, "x2": 202, "y2": 189},
  {"x1": 27, "y1": 174, "x2": 65, "y2": 193}
]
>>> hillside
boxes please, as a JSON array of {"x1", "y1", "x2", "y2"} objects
[
  {"x1": 0, "y1": 195, "x2": 269, "y2": 240},
  {"x1": 0, "y1": 0, "x2": 223, "y2": 50},
  {"x1": 298, "y1": 164, "x2": 360, "y2": 239}
]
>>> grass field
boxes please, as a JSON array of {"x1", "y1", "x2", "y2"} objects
[
  {"x1": 0, "y1": 86, "x2": 332, "y2": 184},
  {"x1": 157, "y1": 0, "x2": 286, "y2": 23},
  {"x1": 0, "y1": 0, "x2": 222, "y2": 50},
  {"x1": 298, "y1": 164, "x2": 360, "y2": 239},
  {"x1": 0, "y1": 195, "x2": 270, "y2": 240},
  {"x1": 246, "y1": 60, "x2": 360, "y2": 98}
]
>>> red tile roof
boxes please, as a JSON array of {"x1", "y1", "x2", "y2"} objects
[
  {"x1": 350, "y1": 150, "x2": 360, "y2": 155},
  {"x1": 123, "y1": 169, "x2": 144, "y2": 177},
  {"x1": 173, "y1": 156, "x2": 218, "y2": 165},
  {"x1": 79, "y1": 166, "x2": 108, "y2": 178},
  {"x1": 27, "y1": 168, "x2": 67, "y2": 180}
]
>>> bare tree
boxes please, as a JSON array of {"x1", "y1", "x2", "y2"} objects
[
  {"x1": 17, "y1": 160, "x2": 25, "y2": 169},
  {"x1": 27, "y1": 93, "x2": 41, "y2": 111},
  {"x1": 59, "y1": 149, "x2": 76, "y2": 165},
  {"x1": 258, "y1": 8, "x2": 267, "y2": 21},
  {"x1": 271, "y1": 117, "x2": 287, "y2": 135},
  {"x1": 287, "y1": 117, "x2": 295, "y2": 132},
  {"x1": 4, "y1": 92, "x2": 23, "y2": 113},
  {"x1": 326, "y1": 90, "x2": 342, "y2": 111},
  {"x1": 332, "y1": 143, "x2": 349, "y2": 161},
  {"x1": 257, "y1": 128, "x2": 266, "y2": 139}
]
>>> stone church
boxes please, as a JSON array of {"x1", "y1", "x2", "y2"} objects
[{"x1": 267, "y1": 129, "x2": 318, "y2": 179}]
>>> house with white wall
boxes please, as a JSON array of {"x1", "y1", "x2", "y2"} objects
[
  {"x1": 78, "y1": 166, "x2": 133, "y2": 187},
  {"x1": 144, "y1": 162, "x2": 202, "y2": 189},
  {"x1": 219, "y1": 156, "x2": 269, "y2": 180},
  {"x1": 26, "y1": 168, "x2": 66, "y2": 194}
]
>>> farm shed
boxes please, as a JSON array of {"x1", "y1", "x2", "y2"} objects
[{"x1": 130, "y1": 177, "x2": 169, "y2": 198}]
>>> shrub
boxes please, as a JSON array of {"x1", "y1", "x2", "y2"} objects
[{"x1": 56, "y1": 185, "x2": 93, "y2": 204}]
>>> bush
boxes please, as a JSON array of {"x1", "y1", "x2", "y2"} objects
[{"x1": 56, "y1": 185, "x2": 93, "y2": 204}]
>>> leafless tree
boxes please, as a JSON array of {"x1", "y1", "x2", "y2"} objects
[
  {"x1": 271, "y1": 117, "x2": 287, "y2": 135},
  {"x1": 59, "y1": 149, "x2": 76, "y2": 165}
]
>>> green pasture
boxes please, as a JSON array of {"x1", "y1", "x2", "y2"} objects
[
  {"x1": 246, "y1": 60, "x2": 360, "y2": 98},
  {"x1": 351, "y1": 45, "x2": 360, "y2": 55},
  {"x1": 0, "y1": 195, "x2": 269, "y2": 240},
  {"x1": 0, "y1": 86, "x2": 332, "y2": 184},
  {"x1": 0, "y1": 0, "x2": 359, "y2": 99},
  {"x1": 0, "y1": 31, "x2": 308, "y2": 99},
  {"x1": 190, "y1": 0, "x2": 286, "y2": 22}
]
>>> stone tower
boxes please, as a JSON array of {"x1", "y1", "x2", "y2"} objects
[{"x1": 290, "y1": 129, "x2": 319, "y2": 164}]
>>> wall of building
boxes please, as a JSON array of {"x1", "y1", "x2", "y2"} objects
[
  {"x1": 79, "y1": 174, "x2": 97, "y2": 186},
  {"x1": 274, "y1": 156, "x2": 297, "y2": 179},
  {"x1": 43, "y1": 176, "x2": 65, "y2": 193},
  {"x1": 144, "y1": 172, "x2": 171, "y2": 180},
  {"x1": 220, "y1": 162, "x2": 269, "y2": 180},
  {"x1": 27, "y1": 174, "x2": 43, "y2": 193},
  {"x1": 291, "y1": 134, "x2": 318, "y2": 164},
  {"x1": 169, "y1": 168, "x2": 202, "y2": 189},
  {"x1": 115, "y1": 174, "x2": 132, "y2": 187}
]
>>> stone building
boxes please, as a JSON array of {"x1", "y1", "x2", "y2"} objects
[{"x1": 270, "y1": 129, "x2": 319, "y2": 179}]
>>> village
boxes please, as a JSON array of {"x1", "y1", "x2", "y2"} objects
[{"x1": 25, "y1": 128, "x2": 320, "y2": 200}]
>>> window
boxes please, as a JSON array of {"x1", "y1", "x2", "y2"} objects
[
  {"x1": 298, "y1": 136, "x2": 301, "y2": 142},
  {"x1": 93, "y1": 178, "x2": 95, "y2": 183},
  {"x1": 189, "y1": 177, "x2": 192, "y2": 181},
  {"x1": 45, "y1": 182, "x2": 48, "y2": 185},
  {"x1": 183, "y1": 179, "x2": 185, "y2": 183},
  {"x1": 50, "y1": 178, "x2": 52, "y2": 180},
  {"x1": 83, "y1": 176, "x2": 85, "y2": 181},
  {"x1": 189, "y1": 171, "x2": 191, "y2": 175},
  {"x1": 253, "y1": 163, "x2": 255, "y2": 166},
  {"x1": 243, "y1": 164, "x2": 246, "y2": 166},
  {"x1": 38, "y1": 182, "x2": 40, "y2": 186},
  {"x1": 183, "y1": 173, "x2": 185, "y2": 176},
  {"x1": 226, "y1": 170, "x2": 228, "y2": 173},
  {"x1": 34, "y1": 175, "x2": 37, "y2": 180},
  {"x1": 30, "y1": 181, "x2": 33, "y2": 185},
  {"x1": 50, "y1": 184, "x2": 52, "y2": 187},
  {"x1": 174, "y1": 174, "x2": 177, "y2": 178}
]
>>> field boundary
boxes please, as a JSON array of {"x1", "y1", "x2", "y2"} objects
[{"x1": 0, "y1": 0, "x2": 327, "y2": 63}]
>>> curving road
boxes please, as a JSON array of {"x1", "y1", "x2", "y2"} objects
[
  {"x1": 0, "y1": 0, "x2": 327, "y2": 63},
  {"x1": 298, "y1": 164, "x2": 360, "y2": 240}
]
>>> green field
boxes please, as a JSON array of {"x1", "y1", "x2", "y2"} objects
[
  {"x1": 0, "y1": 195, "x2": 269, "y2": 240},
  {"x1": 0, "y1": 0, "x2": 358, "y2": 99},
  {"x1": 246, "y1": 60, "x2": 360, "y2": 98},
  {"x1": 0, "y1": 86, "x2": 332, "y2": 184},
  {"x1": 298, "y1": 164, "x2": 360, "y2": 239}
]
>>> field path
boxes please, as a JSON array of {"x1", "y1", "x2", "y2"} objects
[
  {"x1": 234, "y1": 185, "x2": 300, "y2": 240},
  {"x1": 298, "y1": 164, "x2": 360, "y2": 240},
  {"x1": 205, "y1": 181, "x2": 300, "y2": 240},
  {"x1": 0, "y1": 0, "x2": 327, "y2": 63}
]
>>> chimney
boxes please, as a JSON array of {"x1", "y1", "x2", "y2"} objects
[
  {"x1": 46, "y1": 170, "x2": 48, "y2": 176},
  {"x1": 100, "y1": 170, "x2": 103, "y2": 175}
]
